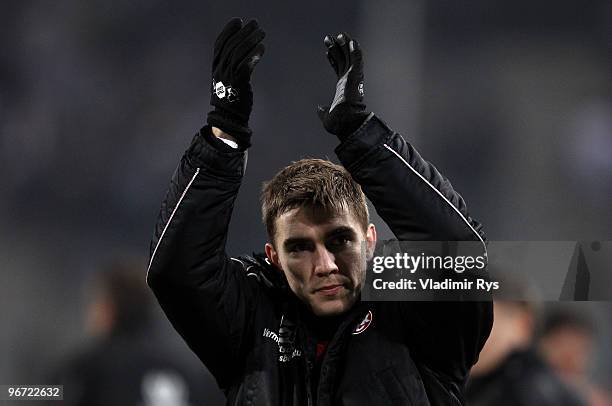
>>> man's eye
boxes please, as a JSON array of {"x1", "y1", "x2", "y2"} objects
[
  {"x1": 289, "y1": 243, "x2": 309, "y2": 253},
  {"x1": 328, "y1": 235, "x2": 352, "y2": 249}
]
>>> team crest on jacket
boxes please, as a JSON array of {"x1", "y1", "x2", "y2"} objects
[{"x1": 352, "y1": 310, "x2": 373, "y2": 335}]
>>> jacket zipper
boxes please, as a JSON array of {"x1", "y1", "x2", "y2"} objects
[{"x1": 305, "y1": 358, "x2": 314, "y2": 406}]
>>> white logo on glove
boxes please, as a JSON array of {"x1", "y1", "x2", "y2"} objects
[
  {"x1": 226, "y1": 87, "x2": 238, "y2": 102},
  {"x1": 213, "y1": 79, "x2": 238, "y2": 102},
  {"x1": 215, "y1": 81, "x2": 226, "y2": 98}
]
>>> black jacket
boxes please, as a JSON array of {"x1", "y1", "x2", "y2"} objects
[{"x1": 147, "y1": 114, "x2": 492, "y2": 405}]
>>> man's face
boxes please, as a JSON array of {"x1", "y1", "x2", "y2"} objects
[{"x1": 265, "y1": 206, "x2": 376, "y2": 317}]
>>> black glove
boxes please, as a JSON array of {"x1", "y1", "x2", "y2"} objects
[
  {"x1": 317, "y1": 33, "x2": 370, "y2": 141},
  {"x1": 207, "y1": 18, "x2": 265, "y2": 148}
]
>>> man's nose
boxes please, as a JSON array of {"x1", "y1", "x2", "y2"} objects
[{"x1": 313, "y1": 246, "x2": 339, "y2": 276}]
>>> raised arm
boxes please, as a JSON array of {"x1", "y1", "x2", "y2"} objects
[
  {"x1": 317, "y1": 33, "x2": 485, "y2": 246},
  {"x1": 317, "y1": 32, "x2": 492, "y2": 393},
  {"x1": 146, "y1": 18, "x2": 265, "y2": 389}
]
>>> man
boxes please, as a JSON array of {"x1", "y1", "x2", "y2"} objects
[
  {"x1": 538, "y1": 307, "x2": 611, "y2": 406},
  {"x1": 147, "y1": 18, "x2": 492, "y2": 405},
  {"x1": 466, "y1": 299, "x2": 586, "y2": 406},
  {"x1": 49, "y1": 261, "x2": 222, "y2": 406}
]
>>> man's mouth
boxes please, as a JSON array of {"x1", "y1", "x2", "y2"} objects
[{"x1": 316, "y1": 284, "x2": 344, "y2": 296}]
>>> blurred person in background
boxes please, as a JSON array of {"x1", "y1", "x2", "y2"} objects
[
  {"x1": 539, "y1": 307, "x2": 612, "y2": 406},
  {"x1": 466, "y1": 299, "x2": 586, "y2": 406},
  {"x1": 47, "y1": 260, "x2": 224, "y2": 406}
]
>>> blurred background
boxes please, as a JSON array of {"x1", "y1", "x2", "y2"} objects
[{"x1": 1, "y1": 0, "x2": 611, "y2": 404}]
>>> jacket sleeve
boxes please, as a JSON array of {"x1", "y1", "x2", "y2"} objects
[
  {"x1": 146, "y1": 126, "x2": 259, "y2": 389},
  {"x1": 335, "y1": 114, "x2": 493, "y2": 385}
]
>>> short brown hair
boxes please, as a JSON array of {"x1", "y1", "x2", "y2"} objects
[{"x1": 261, "y1": 158, "x2": 369, "y2": 242}]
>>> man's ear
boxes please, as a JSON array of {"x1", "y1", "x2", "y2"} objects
[
  {"x1": 365, "y1": 224, "x2": 377, "y2": 261},
  {"x1": 265, "y1": 242, "x2": 282, "y2": 271}
]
